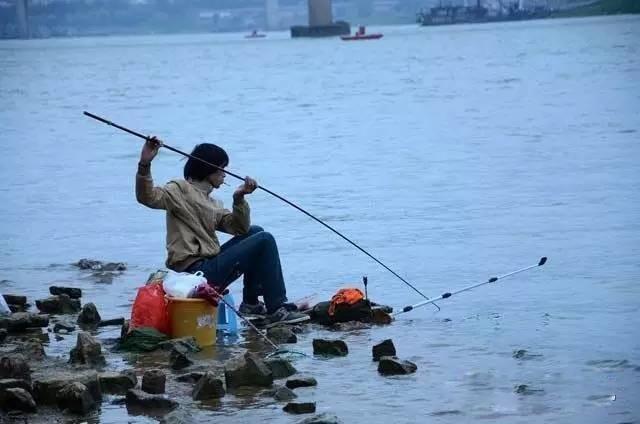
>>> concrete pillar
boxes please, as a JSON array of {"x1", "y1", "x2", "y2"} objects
[
  {"x1": 16, "y1": 0, "x2": 29, "y2": 39},
  {"x1": 308, "y1": 0, "x2": 333, "y2": 26}
]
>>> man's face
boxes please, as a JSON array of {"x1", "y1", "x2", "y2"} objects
[{"x1": 207, "y1": 168, "x2": 226, "y2": 188}]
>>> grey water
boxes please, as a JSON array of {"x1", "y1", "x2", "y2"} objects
[{"x1": 1, "y1": 15, "x2": 639, "y2": 424}]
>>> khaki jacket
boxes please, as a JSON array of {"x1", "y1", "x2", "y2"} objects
[{"x1": 136, "y1": 171, "x2": 250, "y2": 271}]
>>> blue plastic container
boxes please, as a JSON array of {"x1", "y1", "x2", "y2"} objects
[{"x1": 217, "y1": 293, "x2": 238, "y2": 335}]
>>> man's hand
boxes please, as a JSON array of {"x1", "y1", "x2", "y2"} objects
[
  {"x1": 233, "y1": 176, "x2": 258, "y2": 201},
  {"x1": 140, "y1": 136, "x2": 162, "y2": 165}
]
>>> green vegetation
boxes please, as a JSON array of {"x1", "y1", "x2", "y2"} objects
[{"x1": 553, "y1": 0, "x2": 640, "y2": 18}]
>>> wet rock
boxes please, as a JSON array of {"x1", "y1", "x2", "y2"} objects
[
  {"x1": 175, "y1": 372, "x2": 203, "y2": 384},
  {"x1": 99, "y1": 371, "x2": 137, "y2": 395},
  {"x1": 0, "y1": 387, "x2": 36, "y2": 412},
  {"x1": 512, "y1": 349, "x2": 542, "y2": 360},
  {"x1": 192, "y1": 372, "x2": 225, "y2": 400},
  {"x1": 377, "y1": 356, "x2": 417, "y2": 375},
  {"x1": 158, "y1": 337, "x2": 200, "y2": 353},
  {"x1": 331, "y1": 321, "x2": 369, "y2": 331},
  {"x1": 21, "y1": 340, "x2": 45, "y2": 359},
  {"x1": 0, "y1": 329, "x2": 6, "y2": 343},
  {"x1": 77, "y1": 303, "x2": 101, "y2": 327},
  {"x1": 69, "y1": 332, "x2": 106, "y2": 367},
  {"x1": 169, "y1": 347, "x2": 193, "y2": 370},
  {"x1": 372, "y1": 339, "x2": 396, "y2": 361},
  {"x1": 370, "y1": 308, "x2": 392, "y2": 325},
  {"x1": 49, "y1": 286, "x2": 82, "y2": 299},
  {"x1": 0, "y1": 355, "x2": 31, "y2": 381},
  {"x1": 142, "y1": 369, "x2": 166, "y2": 394},
  {"x1": 371, "y1": 303, "x2": 393, "y2": 314},
  {"x1": 312, "y1": 339, "x2": 348, "y2": 356},
  {"x1": 285, "y1": 376, "x2": 317, "y2": 389},
  {"x1": 120, "y1": 319, "x2": 130, "y2": 341},
  {"x1": 3, "y1": 295, "x2": 26, "y2": 305},
  {"x1": 0, "y1": 378, "x2": 32, "y2": 393},
  {"x1": 161, "y1": 409, "x2": 195, "y2": 424},
  {"x1": 8, "y1": 303, "x2": 30, "y2": 313},
  {"x1": 125, "y1": 389, "x2": 178, "y2": 415},
  {"x1": 55, "y1": 334, "x2": 64, "y2": 341},
  {"x1": 75, "y1": 258, "x2": 127, "y2": 272},
  {"x1": 35, "y1": 294, "x2": 80, "y2": 315},
  {"x1": 297, "y1": 413, "x2": 343, "y2": 424},
  {"x1": 283, "y1": 401, "x2": 316, "y2": 414},
  {"x1": 266, "y1": 327, "x2": 297, "y2": 344},
  {"x1": 224, "y1": 353, "x2": 273, "y2": 389},
  {"x1": 265, "y1": 358, "x2": 297, "y2": 379},
  {"x1": 514, "y1": 384, "x2": 544, "y2": 395},
  {"x1": 32, "y1": 369, "x2": 102, "y2": 405},
  {"x1": 56, "y1": 382, "x2": 95, "y2": 414},
  {"x1": 273, "y1": 385, "x2": 297, "y2": 401},
  {"x1": 0, "y1": 313, "x2": 49, "y2": 332},
  {"x1": 98, "y1": 317, "x2": 126, "y2": 327},
  {"x1": 53, "y1": 321, "x2": 76, "y2": 333}
]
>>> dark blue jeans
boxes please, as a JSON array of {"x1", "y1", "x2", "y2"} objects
[{"x1": 186, "y1": 225, "x2": 288, "y2": 314}]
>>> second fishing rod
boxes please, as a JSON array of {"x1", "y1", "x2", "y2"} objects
[{"x1": 83, "y1": 111, "x2": 437, "y2": 308}]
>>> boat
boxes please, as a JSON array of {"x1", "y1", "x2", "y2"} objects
[
  {"x1": 340, "y1": 26, "x2": 383, "y2": 41},
  {"x1": 417, "y1": 0, "x2": 551, "y2": 26},
  {"x1": 245, "y1": 30, "x2": 266, "y2": 39}
]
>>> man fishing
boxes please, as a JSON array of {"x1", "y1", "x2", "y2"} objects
[{"x1": 135, "y1": 136, "x2": 309, "y2": 325}]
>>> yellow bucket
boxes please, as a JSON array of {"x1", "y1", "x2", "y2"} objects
[{"x1": 167, "y1": 297, "x2": 217, "y2": 347}]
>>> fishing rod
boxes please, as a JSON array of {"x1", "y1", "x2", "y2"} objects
[
  {"x1": 394, "y1": 257, "x2": 547, "y2": 316},
  {"x1": 83, "y1": 111, "x2": 438, "y2": 309}
]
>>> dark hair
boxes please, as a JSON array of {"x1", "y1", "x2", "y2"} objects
[{"x1": 183, "y1": 143, "x2": 229, "y2": 181}]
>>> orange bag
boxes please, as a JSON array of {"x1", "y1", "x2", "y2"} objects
[
  {"x1": 328, "y1": 288, "x2": 365, "y2": 316},
  {"x1": 130, "y1": 281, "x2": 170, "y2": 335}
]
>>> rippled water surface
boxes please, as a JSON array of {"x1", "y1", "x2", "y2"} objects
[{"x1": 1, "y1": 15, "x2": 639, "y2": 424}]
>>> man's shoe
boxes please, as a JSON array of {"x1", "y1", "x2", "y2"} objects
[
  {"x1": 267, "y1": 306, "x2": 310, "y2": 327},
  {"x1": 239, "y1": 302, "x2": 267, "y2": 316}
]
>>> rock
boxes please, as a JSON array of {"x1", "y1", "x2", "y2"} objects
[
  {"x1": 161, "y1": 409, "x2": 195, "y2": 424},
  {"x1": 312, "y1": 339, "x2": 348, "y2": 356},
  {"x1": 265, "y1": 358, "x2": 297, "y2": 379},
  {"x1": 169, "y1": 347, "x2": 192, "y2": 370},
  {"x1": 99, "y1": 371, "x2": 137, "y2": 395},
  {"x1": 56, "y1": 382, "x2": 95, "y2": 414},
  {"x1": 192, "y1": 372, "x2": 225, "y2": 400},
  {"x1": 266, "y1": 327, "x2": 297, "y2": 344},
  {"x1": 53, "y1": 322, "x2": 76, "y2": 333},
  {"x1": 283, "y1": 401, "x2": 316, "y2": 414},
  {"x1": 372, "y1": 339, "x2": 396, "y2": 361},
  {"x1": 77, "y1": 303, "x2": 101, "y2": 327},
  {"x1": 49, "y1": 286, "x2": 82, "y2": 299},
  {"x1": 32, "y1": 369, "x2": 101, "y2": 405},
  {"x1": 98, "y1": 317, "x2": 126, "y2": 327},
  {"x1": 0, "y1": 378, "x2": 32, "y2": 393},
  {"x1": 142, "y1": 369, "x2": 166, "y2": 394},
  {"x1": 175, "y1": 372, "x2": 204, "y2": 384},
  {"x1": 514, "y1": 384, "x2": 544, "y2": 395},
  {"x1": 0, "y1": 329, "x2": 6, "y2": 343},
  {"x1": 224, "y1": 353, "x2": 273, "y2": 389},
  {"x1": 370, "y1": 308, "x2": 392, "y2": 325},
  {"x1": 125, "y1": 389, "x2": 178, "y2": 416},
  {"x1": 273, "y1": 385, "x2": 297, "y2": 401},
  {"x1": 21, "y1": 340, "x2": 45, "y2": 359},
  {"x1": 8, "y1": 303, "x2": 30, "y2": 313},
  {"x1": 297, "y1": 413, "x2": 343, "y2": 424},
  {"x1": 285, "y1": 376, "x2": 317, "y2": 389},
  {"x1": 0, "y1": 387, "x2": 36, "y2": 412},
  {"x1": 120, "y1": 327, "x2": 169, "y2": 352},
  {"x1": 331, "y1": 321, "x2": 369, "y2": 331},
  {"x1": 158, "y1": 337, "x2": 201, "y2": 353},
  {"x1": 0, "y1": 313, "x2": 49, "y2": 332},
  {"x1": 35, "y1": 295, "x2": 80, "y2": 315},
  {"x1": 55, "y1": 335, "x2": 64, "y2": 341},
  {"x1": 75, "y1": 258, "x2": 127, "y2": 271},
  {"x1": 3, "y1": 295, "x2": 27, "y2": 305},
  {"x1": 0, "y1": 355, "x2": 31, "y2": 381},
  {"x1": 120, "y1": 320, "x2": 130, "y2": 341},
  {"x1": 69, "y1": 332, "x2": 106, "y2": 367},
  {"x1": 377, "y1": 356, "x2": 417, "y2": 375}
]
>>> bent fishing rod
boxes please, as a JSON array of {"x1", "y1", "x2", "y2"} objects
[
  {"x1": 83, "y1": 111, "x2": 438, "y2": 309},
  {"x1": 394, "y1": 256, "x2": 547, "y2": 317}
]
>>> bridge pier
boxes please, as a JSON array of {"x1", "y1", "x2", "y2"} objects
[{"x1": 16, "y1": 0, "x2": 30, "y2": 39}]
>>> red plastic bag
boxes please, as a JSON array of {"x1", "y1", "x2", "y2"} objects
[{"x1": 130, "y1": 282, "x2": 170, "y2": 335}]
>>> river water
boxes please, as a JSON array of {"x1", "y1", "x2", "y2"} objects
[{"x1": 1, "y1": 15, "x2": 639, "y2": 424}]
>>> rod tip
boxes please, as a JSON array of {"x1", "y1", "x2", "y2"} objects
[{"x1": 538, "y1": 257, "x2": 547, "y2": 266}]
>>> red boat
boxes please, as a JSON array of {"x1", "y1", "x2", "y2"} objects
[{"x1": 341, "y1": 26, "x2": 383, "y2": 41}]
